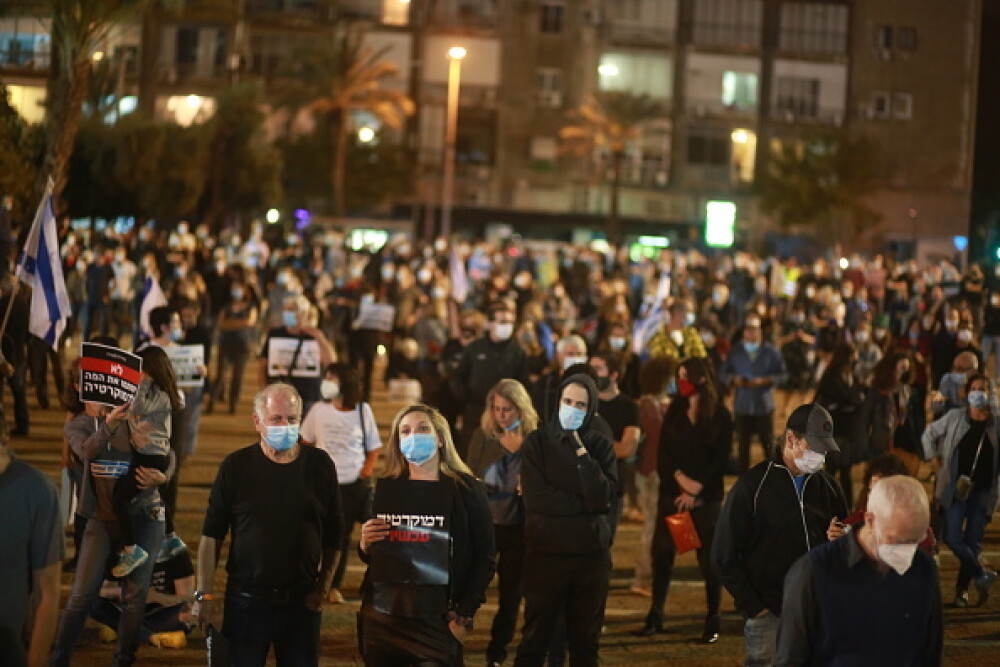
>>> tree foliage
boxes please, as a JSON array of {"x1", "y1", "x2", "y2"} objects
[
  {"x1": 756, "y1": 126, "x2": 884, "y2": 247},
  {"x1": 0, "y1": 84, "x2": 44, "y2": 229},
  {"x1": 559, "y1": 92, "x2": 668, "y2": 243},
  {"x1": 273, "y1": 26, "x2": 414, "y2": 217}
]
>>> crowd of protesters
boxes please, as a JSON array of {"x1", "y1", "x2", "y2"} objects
[{"x1": 2, "y1": 217, "x2": 999, "y2": 665}]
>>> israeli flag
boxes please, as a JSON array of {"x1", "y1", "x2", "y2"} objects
[{"x1": 16, "y1": 179, "x2": 71, "y2": 349}]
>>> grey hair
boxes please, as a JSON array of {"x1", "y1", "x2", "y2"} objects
[
  {"x1": 556, "y1": 335, "x2": 587, "y2": 357},
  {"x1": 253, "y1": 382, "x2": 303, "y2": 420},
  {"x1": 866, "y1": 475, "x2": 929, "y2": 526}
]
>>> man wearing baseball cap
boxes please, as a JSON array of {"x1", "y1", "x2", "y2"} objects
[{"x1": 713, "y1": 403, "x2": 848, "y2": 666}]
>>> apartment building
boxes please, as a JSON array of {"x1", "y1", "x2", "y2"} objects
[{"x1": 0, "y1": 0, "x2": 980, "y2": 249}]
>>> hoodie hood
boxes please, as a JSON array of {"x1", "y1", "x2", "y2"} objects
[{"x1": 550, "y1": 373, "x2": 600, "y2": 433}]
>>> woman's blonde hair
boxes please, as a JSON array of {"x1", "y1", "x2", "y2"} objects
[
  {"x1": 382, "y1": 403, "x2": 473, "y2": 481},
  {"x1": 480, "y1": 379, "x2": 538, "y2": 439}
]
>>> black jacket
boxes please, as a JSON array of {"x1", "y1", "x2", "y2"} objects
[
  {"x1": 657, "y1": 399, "x2": 733, "y2": 512},
  {"x1": 712, "y1": 452, "x2": 847, "y2": 619},
  {"x1": 449, "y1": 335, "x2": 526, "y2": 409},
  {"x1": 521, "y1": 374, "x2": 618, "y2": 556}
]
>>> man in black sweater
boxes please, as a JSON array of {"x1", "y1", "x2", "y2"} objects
[
  {"x1": 713, "y1": 403, "x2": 847, "y2": 666},
  {"x1": 776, "y1": 475, "x2": 942, "y2": 666},
  {"x1": 514, "y1": 374, "x2": 617, "y2": 667},
  {"x1": 449, "y1": 302, "x2": 526, "y2": 457}
]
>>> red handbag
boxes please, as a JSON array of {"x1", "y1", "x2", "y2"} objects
[{"x1": 665, "y1": 511, "x2": 702, "y2": 554}]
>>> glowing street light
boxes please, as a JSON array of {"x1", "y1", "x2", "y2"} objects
[
  {"x1": 266, "y1": 208, "x2": 280, "y2": 224},
  {"x1": 357, "y1": 126, "x2": 376, "y2": 143},
  {"x1": 731, "y1": 128, "x2": 750, "y2": 144},
  {"x1": 441, "y1": 46, "x2": 467, "y2": 239}
]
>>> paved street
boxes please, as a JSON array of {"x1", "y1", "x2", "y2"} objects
[{"x1": 9, "y1": 360, "x2": 1000, "y2": 665}]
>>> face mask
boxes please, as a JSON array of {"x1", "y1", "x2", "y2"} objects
[
  {"x1": 791, "y1": 313, "x2": 805, "y2": 324},
  {"x1": 794, "y1": 448, "x2": 826, "y2": 474},
  {"x1": 700, "y1": 331, "x2": 716, "y2": 348},
  {"x1": 381, "y1": 265, "x2": 395, "y2": 281},
  {"x1": 945, "y1": 321, "x2": 959, "y2": 332},
  {"x1": 854, "y1": 330, "x2": 870, "y2": 343},
  {"x1": 562, "y1": 355, "x2": 587, "y2": 370},
  {"x1": 712, "y1": 290, "x2": 727, "y2": 304},
  {"x1": 400, "y1": 432, "x2": 438, "y2": 465},
  {"x1": 875, "y1": 329, "x2": 887, "y2": 341},
  {"x1": 169, "y1": 327, "x2": 184, "y2": 342},
  {"x1": 559, "y1": 404, "x2": 587, "y2": 431},
  {"x1": 432, "y1": 287, "x2": 447, "y2": 300},
  {"x1": 596, "y1": 376, "x2": 611, "y2": 391},
  {"x1": 276, "y1": 272, "x2": 289, "y2": 286},
  {"x1": 969, "y1": 390, "x2": 990, "y2": 409},
  {"x1": 946, "y1": 372, "x2": 967, "y2": 388},
  {"x1": 231, "y1": 288, "x2": 245, "y2": 301},
  {"x1": 283, "y1": 311, "x2": 299, "y2": 329},
  {"x1": 876, "y1": 532, "x2": 918, "y2": 576},
  {"x1": 958, "y1": 329, "x2": 973, "y2": 343},
  {"x1": 744, "y1": 341, "x2": 760, "y2": 356},
  {"x1": 666, "y1": 377, "x2": 678, "y2": 396},
  {"x1": 417, "y1": 269, "x2": 432, "y2": 283},
  {"x1": 806, "y1": 287, "x2": 817, "y2": 299},
  {"x1": 608, "y1": 336, "x2": 627, "y2": 351},
  {"x1": 677, "y1": 378, "x2": 698, "y2": 398},
  {"x1": 685, "y1": 312, "x2": 696, "y2": 327},
  {"x1": 320, "y1": 380, "x2": 340, "y2": 400},
  {"x1": 670, "y1": 330, "x2": 685, "y2": 346},
  {"x1": 493, "y1": 322, "x2": 514, "y2": 341},
  {"x1": 264, "y1": 424, "x2": 299, "y2": 451},
  {"x1": 506, "y1": 419, "x2": 521, "y2": 432}
]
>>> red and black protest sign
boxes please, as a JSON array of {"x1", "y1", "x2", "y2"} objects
[
  {"x1": 369, "y1": 478, "x2": 452, "y2": 586},
  {"x1": 80, "y1": 342, "x2": 143, "y2": 407}
]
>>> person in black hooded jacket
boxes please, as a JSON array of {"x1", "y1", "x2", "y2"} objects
[{"x1": 513, "y1": 373, "x2": 618, "y2": 667}]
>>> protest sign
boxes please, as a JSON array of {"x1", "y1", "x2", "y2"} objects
[
  {"x1": 352, "y1": 301, "x2": 396, "y2": 332},
  {"x1": 369, "y1": 478, "x2": 452, "y2": 586},
  {"x1": 165, "y1": 344, "x2": 205, "y2": 388},
  {"x1": 79, "y1": 343, "x2": 142, "y2": 407},
  {"x1": 266, "y1": 337, "x2": 321, "y2": 379}
]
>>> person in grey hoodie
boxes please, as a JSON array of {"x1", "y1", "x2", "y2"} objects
[{"x1": 513, "y1": 373, "x2": 617, "y2": 667}]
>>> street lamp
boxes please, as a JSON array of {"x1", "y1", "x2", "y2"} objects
[{"x1": 441, "y1": 45, "x2": 466, "y2": 239}]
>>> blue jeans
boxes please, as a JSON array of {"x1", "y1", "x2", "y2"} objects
[
  {"x1": 51, "y1": 506, "x2": 164, "y2": 666},
  {"x1": 178, "y1": 385, "x2": 205, "y2": 458},
  {"x1": 981, "y1": 334, "x2": 1000, "y2": 380},
  {"x1": 222, "y1": 589, "x2": 321, "y2": 666},
  {"x1": 743, "y1": 611, "x2": 780, "y2": 667},
  {"x1": 943, "y1": 488, "x2": 991, "y2": 589}
]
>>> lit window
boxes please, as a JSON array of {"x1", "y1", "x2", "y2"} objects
[
  {"x1": 775, "y1": 77, "x2": 820, "y2": 119},
  {"x1": 722, "y1": 71, "x2": 758, "y2": 111},
  {"x1": 381, "y1": 0, "x2": 410, "y2": 26},
  {"x1": 598, "y1": 52, "x2": 671, "y2": 99},
  {"x1": 892, "y1": 93, "x2": 912, "y2": 120}
]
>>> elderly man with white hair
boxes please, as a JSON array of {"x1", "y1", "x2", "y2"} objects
[
  {"x1": 195, "y1": 383, "x2": 342, "y2": 666},
  {"x1": 775, "y1": 475, "x2": 942, "y2": 666}
]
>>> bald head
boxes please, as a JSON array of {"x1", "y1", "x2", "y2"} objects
[{"x1": 953, "y1": 351, "x2": 978, "y2": 374}]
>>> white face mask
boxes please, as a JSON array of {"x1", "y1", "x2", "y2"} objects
[
  {"x1": 876, "y1": 532, "x2": 918, "y2": 576},
  {"x1": 493, "y1": 322, "x2": 514, "y2": 341},
  {"x1": 562, "y1": 355, "x2": 588, "y2": 370},
  {"x1": 794, "y1": 448, "x2": 826, "y2": 474},
  {"x1": 320, "y1": 380, "x2": 340, "y2": 400}
]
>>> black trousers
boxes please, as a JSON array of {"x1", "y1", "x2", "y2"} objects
[
  {"x1": 113, "y1": 452, "x2": 170, "y2": 545},
  {"x1": 514, "y1": 550, "x2": 610, "y2": 667},
  {"x1": 27, "y1": 335, "x2": 64, "y2": 408},
  {"x1": 359, "y1": 605, "x2": 463, "y2": 666},
  {"x1": 332, "y1": 478, "x2": 372, "y2": 589},
  {"x1": 486, "y1": 524, "x2": 525, "y2": 664},
  {"x1": 645, "y1": 501, "x2": 722, "y2": 626},
  {"x1": 735, "y1": 413, "x2": 774, "y2": 472}
]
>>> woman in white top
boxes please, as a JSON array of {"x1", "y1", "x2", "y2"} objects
[{"x1": 301, "y1": 362, "x2": 382, "y2": 603}]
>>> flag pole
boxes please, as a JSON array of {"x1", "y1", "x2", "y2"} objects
[
  {"x1": 0, "y1": 178, "x2": 54, "y2": 346},
  {"x1": 0, "y1": 269, "x2": 22, "y2": 374}
]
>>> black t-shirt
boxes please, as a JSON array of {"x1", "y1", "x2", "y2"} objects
[
  {"x1": 599, "y1": 393, "x2": 640, "y2": 498},
  {"x1": 202, "y1": 443, "x2": 341, "y2": 592},
  {"x1": 149, "y1": 549, "x2": 195, "y2": 596},
  {"x1": 957, "y1": 418, "x2": 995, "y2": 489}
]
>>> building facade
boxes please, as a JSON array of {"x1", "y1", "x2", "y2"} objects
[{"x1": 0, "y1": 0, "x2": 981, "y2": 250}]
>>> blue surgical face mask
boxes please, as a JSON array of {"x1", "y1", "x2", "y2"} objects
[
  {"x1": 559, "y1": 404, "x2": 587, "y2": 431},
  {"x1": 506, "y1": 419, "x2": 521, "y2": 432},
  {"x1": 744, "y1": 341, "x2": 760, "y2": 356},
  {"x1": 169, "y1": 327, "x2": 184, "y2": 343},
  {"x1": 283, "y1": 311, "x2": 298, "y2": 328},
  {"x1": 946, "y1": 372, "x2": 968, "y2": 389},
  {"x1": 666, "y1": 377, "x2": 678, "y2": 396},
  {"x1": 264, "y1": 424, "x2": 299, "y2": 451},
  {"x1": 400, "y1": 433, "x2": 438, "y2": 465},
  {"x1": 969, "y1": 390, "x2": 990, "y2": 409}
]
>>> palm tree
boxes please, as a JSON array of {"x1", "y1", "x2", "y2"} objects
[
  {"x1": 560, "y1": 92, "x2": 668, "y2": 243},
  {"x1": 43, "y1": 0, "x2": 184, "y2": 213},
  {"x1": 275, "y1": 26, "x2": 414, "y2": 218}
]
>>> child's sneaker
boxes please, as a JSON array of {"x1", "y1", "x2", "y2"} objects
[
  {"x1": 150, "y1": 630, "x2": 187, "y2": 649},
  {"x1": 112, "y1": 546, "x2": 149, "y2": 578},
  {"x1": 157, "y1": 533, "x2": 188, "y2": 562}
]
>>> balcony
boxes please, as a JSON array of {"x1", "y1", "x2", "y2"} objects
[
  {"x1": 429, "y1": 0, "x2": 498, "y2": 30},
  {"x1": 687, "y1": 97, "x2": 757, "y2": 119},
  {"x1": 0, "y1": 46, "x2": 50, "y2": 73},
  {"x1": 606, "y1": 21, "x2": 674, "y2": 47},
  {"x1": 770, "y1": 104, "x2": 843, "y2": 126}
]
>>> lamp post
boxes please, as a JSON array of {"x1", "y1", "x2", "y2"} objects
[{"x1": 440, "y1": 45, "x2": 466, "y2": 239}]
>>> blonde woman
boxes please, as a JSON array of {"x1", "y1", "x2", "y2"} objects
[
  {"x1": 466, "y1": 379, "x2": 539, "y2": 667},
  {"x1": 358, "y1": 404, "x2": 495, "y2": 666}
]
